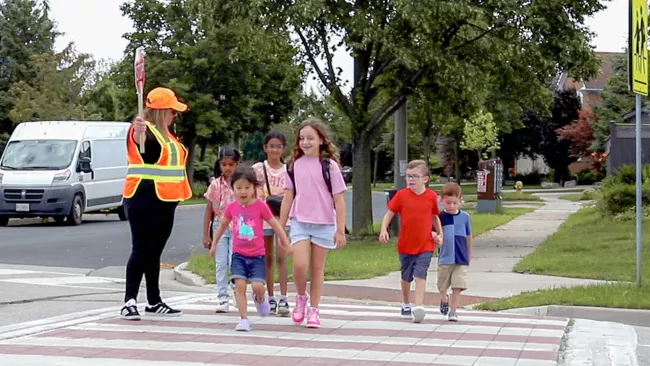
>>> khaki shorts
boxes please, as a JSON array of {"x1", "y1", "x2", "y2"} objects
[{"x1": 437, "y1": 264, "x2": 468, "y2": 292}]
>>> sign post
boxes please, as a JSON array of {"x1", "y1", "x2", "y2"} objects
[
  {"x1": 134, "y1": 47, "x2": 146, "y2": 154},
  {"x1": 629, "y1": 0, "x2": 647, "y2": 287}
]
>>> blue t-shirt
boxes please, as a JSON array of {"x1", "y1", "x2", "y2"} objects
[{"x1": 438, "y1": 210, "x2": 472, "y2": 265}]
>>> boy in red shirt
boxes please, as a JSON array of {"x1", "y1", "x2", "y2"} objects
[{"x1": 379, "y1": 159, "x2": 443, "y2": 323}]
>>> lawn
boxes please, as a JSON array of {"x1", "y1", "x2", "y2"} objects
[
  {"x1": 475, "y1": 207, "x2": 650, "y2": 311},
  {"x1": 560, "y1": 193, "x2": 590, "y2": 202},
  {"x1": 462, "y1": 192, "x2": 541, "y2": 202},
  {"x1": 186, "y1": 207, "x2": 534, "y2": 284},
  {"x1": 180, "y1": 197, "x2": 208, "y2": 206}
]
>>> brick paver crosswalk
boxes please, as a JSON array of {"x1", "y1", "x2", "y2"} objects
[{"x1": 0, "y1": 296, "x2": 569, "y2": 365}]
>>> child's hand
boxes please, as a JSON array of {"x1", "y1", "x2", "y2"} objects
[
  {"x1": 209, "y1": 244, "x2": 216, "y2": 258},
  {"x1": 435, "y1": 236, "x2": 443, "y2": 246},
  {"x1": 279, "y1": 237, "x2": 292, "y2": 255},
  {"x1": 202, "y1": 235, "x2": 211, "y2": 249},
  {"x1": 379, "y1": 229, "x2": 390, "y2": 243},
  {"x1": 334, "y1": 230, "x2": 347, "y2": 249}
]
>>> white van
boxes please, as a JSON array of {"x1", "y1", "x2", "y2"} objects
[{"x1": 0, "y1": 121, "x2": 131, "y2": 226}]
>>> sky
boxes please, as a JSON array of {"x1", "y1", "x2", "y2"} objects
[{"x1": 48, "y1": 0, "x2": 629, "y2": 95}]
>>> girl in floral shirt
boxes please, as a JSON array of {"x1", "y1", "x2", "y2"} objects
[{"x1": 202, "y1": 147, "x2": 240, "y2": 313}]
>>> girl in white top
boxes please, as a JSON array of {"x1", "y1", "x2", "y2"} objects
[{"x1": 252, "y1": 131, "x2": 290, "y2": 316}]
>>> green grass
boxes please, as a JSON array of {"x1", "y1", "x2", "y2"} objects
[
  {"x1": 475, "y1": 207, "x2": 650, "y2": 311},
  {"x1": 186, "y1": 207, "x2": 534, "y2": 284},
  {"x1": 462, "y1": 192, "x2": 541, "y2": 202},
  {"x1": 180, "y1": 197, "x2": 208, "y2": 205},
  {"x1": 560, "y1": 193, "x2": 589, "y2": 201}
]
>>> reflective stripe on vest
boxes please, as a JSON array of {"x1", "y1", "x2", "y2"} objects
[{"x1": 125, "y1": 123, "x2": 184, "y2": 181}]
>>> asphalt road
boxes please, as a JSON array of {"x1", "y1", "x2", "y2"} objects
[{"x1": 0, "y1": 191, "x2": 389, "y2": 269}]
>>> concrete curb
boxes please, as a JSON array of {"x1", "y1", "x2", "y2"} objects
[
  {"x1": 0, "y1": 293, "x2": 213, "y2": 341},
  {"x1": 499, "y1": 305, "x2": 650, "y2": 326},
  {"x1": 559, "y1": 318, "x2": 638, "y2": 366},
  {"x1": 173, "y1": 261, "x2": 208, "y2": 287}
]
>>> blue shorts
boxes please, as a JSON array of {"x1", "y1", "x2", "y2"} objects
[
  {"x1": 290, "y1": 220, "x2": 337, "y2": 249},
  {"x1": 230, "y1": 253, "x2": 266, "y2": 284},
  {"x1": 399, "y1": 251, "x2": 434, "y2": 282},
  {"x1": 263, "y1": 226, "x2": 290, "y2": 237}
]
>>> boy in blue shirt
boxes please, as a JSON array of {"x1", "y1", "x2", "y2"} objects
[{"x1": 436, "y1": 182, "x2": 472, "y2": 322}]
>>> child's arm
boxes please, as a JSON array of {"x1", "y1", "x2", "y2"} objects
[
  {"x1": 209, "y1": 218, "x2": 232, "y2": 257},
  {"x1": 333, "y1": 192, "x2": 346, "y2": 242},
  {"x1": 433, "y1": 215, "x2": 443, "y2": 245},
  {"x1": 467, "y1": 234, "x2": 473, "y2": 263},
  {"x1": 279, "y1": 189, "x2": 294, "y2": 228},
  {"x1": 267, "y1": 217, "x2": 292, "y2": 254},
  {"x1": 202, "y1": 202, "x2": 214, "y2": 248},
  {"x1": 379, "y1": 210, "x2": 395, "y2": 243}
]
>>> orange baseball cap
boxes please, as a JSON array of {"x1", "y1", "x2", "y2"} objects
[{"x1": 146, "y1": 87, "x2": 189, "y2": 112}]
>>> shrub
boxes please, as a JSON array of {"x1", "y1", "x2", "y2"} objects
[
  {"x1": 511, "y1": 170, "x2": 548, "y2": 185},
  {"x1": 596, "y1": 182, "x2": 650, "y2": 216},
  {"x1": 580, "y1": 188, "x2": 596, "y2": 200},
  {"x1": 575, "y1": 168, "x2": 601, "y2": 185},
  {"x1": 192, "y1": 181, "x2": 208, "y2": 198}
]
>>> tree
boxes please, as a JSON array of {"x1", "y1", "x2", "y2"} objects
[
  {"x1": 7, "y1": 44, "x2": 99, "y2": 122},
  {"x1": 0, "y1": 0, "x2": 57, "y2": 133},
  {"x1": 537, "y1": 90, "x2": 582, "y2": 184},
  {"x1": 107, "y1": 0, "x2": 303, "y2": 182},
  {"x1": 255, "y1": 0, "x2": 603, "y2": 233},
  {"x1": 460, "y1": 110, "x2": 500, "y2": 161},
  {"x1": 557, "y1": 109, "x2": 597, "y2": 158}
]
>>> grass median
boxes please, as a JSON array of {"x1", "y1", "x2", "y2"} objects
[
  {"x1": 186, "y1": 207, "x2": 535, "y2": 284},
  {"x1": 476, "y1": 206, "x2": 650, "y2": 311}
]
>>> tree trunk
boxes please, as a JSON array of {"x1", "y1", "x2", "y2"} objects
[
  {"x1": 454, "y1": 139, "x2": 461, "y2": 183},
  {"x1": 351, "y1": 130, "x2": 373, "y2": 235},
  {"x1": 372, "y1": 149, "x2": 378, "y2": 187},
  {"x1": 199, "y1": 141, "x2": 207, "y2": 161},
  {"x1": 185, "y1": 133, "x2": 199, "y2": 188}
]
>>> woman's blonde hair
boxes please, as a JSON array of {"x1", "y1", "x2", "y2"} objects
[
  {"x1": 144, "y1": 108, "x2": 173, "y2": 132},
  {"x1": 289, "y1": 118, "x2": 340, "y2": 167}
]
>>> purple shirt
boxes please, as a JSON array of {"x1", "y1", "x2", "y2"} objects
[
  {"x1": 224, "y1": 199, "x2": 274, "y2": 257},
  {"x1": 284, "y1": 156, "x2": 347, "y2": 225}
]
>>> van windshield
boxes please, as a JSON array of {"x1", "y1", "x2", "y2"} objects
[{"x1": 1, "y1": 140, "x2": 78, "y2": 170}]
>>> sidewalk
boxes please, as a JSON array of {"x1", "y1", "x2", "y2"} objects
[{"x1": 323, "y1": 194, "x2": 609, "y2": 303}]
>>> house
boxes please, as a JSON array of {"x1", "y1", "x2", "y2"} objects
[
  {"x1": 606, "y1": 111, "x2": 650, "y2": 176},
  {"x1": 513, "y1": 52, "x2": 624, "y2": 175}
]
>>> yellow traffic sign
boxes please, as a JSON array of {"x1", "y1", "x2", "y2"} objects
[{"x1": 630, "y1": 0, "x2": 648, "y2": 96}]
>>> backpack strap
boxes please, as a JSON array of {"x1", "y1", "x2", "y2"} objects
[
  {"x1": 321, "y1": 158, "x2": 333, "y2": 194},
  {"x1": 262, "y1": 161, "x2": 272, "y2": 196},
  {"x1": 287, "y1": 163, "x2": 296, "y2": 194}
]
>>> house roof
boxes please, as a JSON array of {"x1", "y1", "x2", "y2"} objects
[
  {"x1": 559, "y1": 52, "x2": 624, "y2": 91},
  {"x1": 623, "y1": 104, "x2": 650, "y2": 121}
]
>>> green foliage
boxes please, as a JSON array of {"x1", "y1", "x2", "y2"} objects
[
  {"x1": 460, "y1": 110, "x2": 500, "y2": 160},
  {"x1": 192, "y1": 159, "x2": 214, "y2": 184},
  {"x1": 581, "y1": 189, "x2": 597, "y2": 200},
  {"x1": 574, "y1": 168, "x2": 602, "y2": 185},
  {"x1": 0, "y1": 0, "x2": 58, "y2": 132},
  {"x1": 595, "y1": 164, "x2": 650, "y2": 217},
  {"x1": 7, "y1": 44, "x2": 100, "y2": 122},
  {"x1": 191, "y1": 181, "x2": 208, "y2": 198}
]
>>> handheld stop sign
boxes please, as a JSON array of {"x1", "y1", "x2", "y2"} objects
[{"x1": 134, "y1": 47, "x2": 146, "y2": 154}]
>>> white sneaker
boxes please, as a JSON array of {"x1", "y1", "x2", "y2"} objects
[
  {"x1": 215, "y1": 297, "x2": 230, "y2": 313},
  {"x1": 411, "y1": 306, "x2": 426, "y2": 323}
]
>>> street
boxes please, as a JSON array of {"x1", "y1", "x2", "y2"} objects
[{"x1": 0, "y1": 191, "x2": 389, "y2": 269}]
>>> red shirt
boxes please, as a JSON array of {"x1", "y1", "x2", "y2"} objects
[{"x1": 387, "y1": 188, "x2": 440, "y2": 255}]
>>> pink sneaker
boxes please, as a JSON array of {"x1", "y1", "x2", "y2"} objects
[
  {"x1": 291, "y1": 294, "x2": 308, "y2": 324},
  {"x1": 306, "y1": 307, "x2": 321, "y2": 328}
]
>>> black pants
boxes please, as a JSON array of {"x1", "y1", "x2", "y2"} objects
[{"x1": 123, "y1": 187, "x2": 178, "y2": 304}]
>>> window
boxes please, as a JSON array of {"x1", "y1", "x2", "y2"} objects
[{"x1": 79, "y1": 141, "x2": 91, "y2": 160}]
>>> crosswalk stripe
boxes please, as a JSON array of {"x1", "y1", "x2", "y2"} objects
[
  {"x1": 0, "y1": 296, "x2": 565, "y2": 365},
  {"x1": 178, "y1": 303, "x2": 568, "y2": 327}
]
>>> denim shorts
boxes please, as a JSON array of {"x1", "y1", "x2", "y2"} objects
[
  {"x1": 399, "y1": 251, "x2": 434, "y2": 282},
  {"x1": 263, "y1": 226, "x2": 290, "y2": 237},
  {"x1": 290, "y1": 220, "x2": 336, "y2": 249},
  {"x1": 230, "y1": 252, "x2": 266, "y2": 284}
]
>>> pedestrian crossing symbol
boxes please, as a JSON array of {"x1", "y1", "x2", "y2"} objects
[{"x1": 630, "y1": 0, "x2": 649, "y2": 96}]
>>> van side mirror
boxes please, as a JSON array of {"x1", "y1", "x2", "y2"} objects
[{"x1": 77, "y1": 157, "x2": 92, "y2": 173}]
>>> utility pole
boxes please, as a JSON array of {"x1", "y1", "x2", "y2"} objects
[{"x1": 390, "y1": 102, "x2": 408, "y2": 235}]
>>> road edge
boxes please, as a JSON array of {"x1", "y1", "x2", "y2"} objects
[{"x1": 174, "y1": 261, "x2": 207, "y2": 287}]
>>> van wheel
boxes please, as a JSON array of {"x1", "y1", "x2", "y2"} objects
[
  {"x1": 67, "y1": 194, "x2": 84, "y2": 226},
  {"x1": 117, "y1": 206, "x2": 128, "y2": 221},
  {"x1": 0, "y1": 216, "x2": 8, "y2": 227}
]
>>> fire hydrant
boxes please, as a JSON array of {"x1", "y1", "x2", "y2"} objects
[{"x1": 515, "y1": 181, "x2": 523, "y2": 195}]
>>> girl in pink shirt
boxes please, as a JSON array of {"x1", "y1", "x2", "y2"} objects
[
  {"x1": 210, "y1": 166, "x2": 290, "y2": 332},
  {"x1": 252, "y1": 131, "x2": 290, "y2": 316},
  {"x1": 279, "y1": 118, "x2": 347, "y2": 328},
  {"x1": 202, "y1": 147, "x2": 239, "y2": 313}
]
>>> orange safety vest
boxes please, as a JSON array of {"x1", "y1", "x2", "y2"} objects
[{"x1": 122, "y1": 121, "x2": 192, "y2": 202}]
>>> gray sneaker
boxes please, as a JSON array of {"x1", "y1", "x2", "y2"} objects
[
  {"x1": 400, "y1": 304, "x2": 412, "y2": 319},
  {"x1": 411, "y1": 306, "x2": 426, "y2": 323},
  {"x1": 277, "y1": 298, "x2": 290, "y2": 316},
  {"x1": 448, "y1": 311, "x2": 459, "y2": 322}
]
